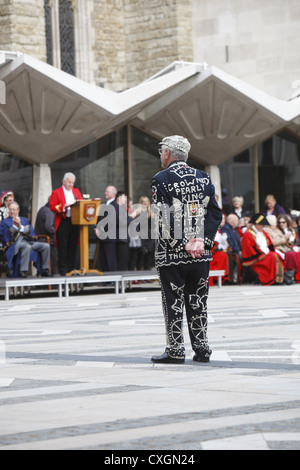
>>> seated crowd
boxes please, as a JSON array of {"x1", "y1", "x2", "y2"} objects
[
  {"x1": 210, "y1": 194, "x2": 300, "y2": 286},
  {"x1": 0, "y1": 185, "x2": 156, "y2": 278},
  {"x1": 0, "y1": 191, "x2": 51, "y2": 278},
  {"x1": 1, "y1": 185, "x2": 300, "y2": 286}
]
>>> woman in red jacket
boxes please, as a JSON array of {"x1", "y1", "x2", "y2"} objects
[
  {"x1": 242, "y1": 213, "x2": 284, "y2": 285},
  {"x1": 49, "y1": 173, "x2": 82, "y2": 275}
]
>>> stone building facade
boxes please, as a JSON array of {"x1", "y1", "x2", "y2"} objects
[
  {"x1": 1, "y1": 0, "x2": 194, "y2": 91},
  {"x1": 193, "y1": 0, "x2": 300, "y2": 100},
  {"x1": 2, "y1": 0, "x2": 299, "y2": 99},
  {"x1": 0, "y1": 0, "x2": 300, "y2": 221},
  {"x1": 0, "y1": 0, "x2": 46, "y2": 59}
]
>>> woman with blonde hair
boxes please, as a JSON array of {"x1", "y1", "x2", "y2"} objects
[
  {"x1": 137, "y1": 195, "x2": 154, "y2": 270},
  {"x1": 264, "y1": 215, "x2": 300, "y2": 284},
  {"x1": 277, "y1": 214, "x2": 300, "y2": 284},
  {"x1": 231, "y1": 195, "x2": 245, "y2": 219},
  {"x1": 264, "y1": 194, "x2": 286, "y2": 217}
]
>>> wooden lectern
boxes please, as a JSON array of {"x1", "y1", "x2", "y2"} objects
[{"x1": 70, "y1": 199, "x2": 102, "y2": 276}]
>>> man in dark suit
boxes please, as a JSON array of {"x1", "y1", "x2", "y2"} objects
[
  {"x1": 35, "y1": 200, "x2": 58, "y2": 275},
  {"x1": 96, "y1": 185, "x2": 119, "y2": 272},
  {"x1": 0, "y1": 202, "x2": 50, "y2": 278},
  {"x1": 220, "y1": 214, "x2": 241, "y2": 255},
  {"x1": 220, "y1": 213, "x2": 242, "y2": 283},
  {"x1": 151, "y1": 135, "x2": 222, "y2": 365}
]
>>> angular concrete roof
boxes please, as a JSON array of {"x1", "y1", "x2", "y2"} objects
[
  {"x1": 0, "y1": 52, "x2": 299, "y2": 166},
  {"x1": 133, "y1": 65, "x2": 300, "y2": 165}
]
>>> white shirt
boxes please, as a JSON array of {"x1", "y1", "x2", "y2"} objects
[
  {"x1": 215, "y1": 231, "x2": 229, "y2": 251},
  {"x1": 234, "y1": 208, "x2": 242, "y2": 218},
  {"x1": 106, "y1": 198, "x2": 115, "y2": 205},
  {"x1": 62, "y1": 185, "x2": 76, "y2": 217},
  {"x1": 283, "y1": 227, "x2": 295, "y2": 243},
  {"x1": 253, "y1": 226, "x2": 269, "y2": 255}
]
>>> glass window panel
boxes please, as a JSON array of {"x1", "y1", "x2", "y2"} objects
[
  {"x1": 0, "y1": 151, "x2": 33, "y2": 219},
  {"x1": 259, "y1": 132, "x2": 300, "y2": 211},
  {"x1": 50, "y1": 129, "x2": 126, "y2": 264},
  {"x1": 130, "y1": 127, "x2": 205, "y2": 203},
  {"x1": 220, "y1": 132, "x2": 300, "y2": 214},
  {"x1": 130, "y1": 127, "x2": 161, "y2": 203},
  {"x1": 220, "y1": 153, "x2": 254, "y2": 213},
  {"x1": 50, "y1": 129, "x2": 126, "y2": 198}
]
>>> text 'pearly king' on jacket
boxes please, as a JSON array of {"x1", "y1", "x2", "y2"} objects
[{"x1": 151, "y1": 161, "x2": 222, "y2": 267}]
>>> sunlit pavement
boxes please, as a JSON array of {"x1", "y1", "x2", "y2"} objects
[{"x1": 0, "y1": 283, "x2": 299, "y2": 450}]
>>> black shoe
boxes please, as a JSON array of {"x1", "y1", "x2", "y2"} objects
[
  {"x1": 284, "y1": 270, "x2": 295, "y2": 285},
  {"x1": 41, "y1": 269, "x2": 52, "y2": 277},
  {"x1": 19, "y1": 271, "x2": 27, "y2": 278},
  {"x1": 193, "y1": 354, "x2": 210, "y2": 363},
  {"x1": 151, "y1": 351, "x2": 185, "y2": 364},
  {"x1": 193, "y1": 348, "x2": 212, "y2": 363}
]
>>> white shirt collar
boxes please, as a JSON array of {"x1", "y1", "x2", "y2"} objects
[{"x1": 106, "y1": 198, "x2": 115, "y2": 205}]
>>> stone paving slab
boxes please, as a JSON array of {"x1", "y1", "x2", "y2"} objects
[{"x1": 0, "y1": 284, "x2": 299, "y2": 450}]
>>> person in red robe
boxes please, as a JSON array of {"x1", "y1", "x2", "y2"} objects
[
  {"x1": 209, "y1": 238, "x2": 230, "y2": 286},
  {"x1": 209, "y1": 215, "x2": 230, "y2": 285},
  {"x1": 49, "y1": 173, "x2": 82, "y2": 275},
  {"x1": 209, "y1": 214, "x2": 241, "y2": 285},
  {"x1": 265, "y1": 214, "x2": 300, "y2": 285},
  {"x1": 242, "y1": 213, "x2": 284, "y2": 285}
]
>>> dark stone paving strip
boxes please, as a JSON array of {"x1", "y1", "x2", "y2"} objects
[
  {"x1": 0, "y1": 400, "x2": 299, "y2": 446},
  {"x1": 92, "y1": 418, "x2": 300, "y2": 451},
  {"x1": 0, "y1": 385, "x2": 157, "y2": 407}
]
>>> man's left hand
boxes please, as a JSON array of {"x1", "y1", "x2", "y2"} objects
[
  {"x1": 13, "y1": 216, "x2": 22, "y2": 229},
  {"x1": 185, "y1": 238, "x2": 205, "y2": 259}
]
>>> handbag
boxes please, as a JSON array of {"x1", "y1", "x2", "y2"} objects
[
  {"x1": 0, "y1": 245, "x2": 8, "y2": 274},
  {"x1": 0, "y1": 232, "x2": 20, "y2": 275},
  {"x1": 129, "y1": 236, "x2": 142, "y2": 248}
]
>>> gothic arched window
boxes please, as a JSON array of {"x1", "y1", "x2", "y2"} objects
[
  {"x1": 59, "y1": 0, "x2": 76, "y2": 76},
  {"x1": 44, "y1": 0, "x2": 76, "y2": 76},
  {"x1": 44, "y1": 0, "x2": 94, "y2": 82}
]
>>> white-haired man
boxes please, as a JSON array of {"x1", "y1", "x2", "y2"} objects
[
  {"x1": 0, "y1": 202, "x2": 50, "y2": 278},
  {"x1": 96, "y1": 185, "x2": 119, "y2": 272},
  {"x1": 49, "y1": 173, "x2": 82, "y2": 275},
  {"x1": 151, "y1": 135, "x2": 222, "y2": 364}
]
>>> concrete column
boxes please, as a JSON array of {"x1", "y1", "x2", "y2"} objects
[
  {"x1": 253, "y1": 144, "x2": 260, "y2": 213},
  {"x1": 51, "y1": 0, "x2": 61, "y2": 69},
  {"x1": 32, "y1": 164, "x2": 52, "y2": 226},
  {"x1": 205, "y1": 164, "x2": 222, "y2": 208},
  {"x1": 74, "y1": 0, "x2": 95, "y2": 84},
  {"x1": 127, "y1": 124, "x2": 133, "y2": 200}
]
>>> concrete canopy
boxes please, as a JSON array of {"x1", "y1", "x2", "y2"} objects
[
  {"x1": 0, "y1": 53, "x2": 201, "y2": 165},
  {"x1": 0, "y1": 52, "x2": 300, "y2": 166},
  {"x1": 133, "y1": 66, "x2": 300, "y2": 165}
]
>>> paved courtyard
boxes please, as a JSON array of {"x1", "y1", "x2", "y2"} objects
[{"x1": 0, "y1": 283, "x2": 299, "y2": 450}]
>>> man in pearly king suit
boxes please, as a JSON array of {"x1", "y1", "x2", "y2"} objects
[{"x1": 151, "y1": 135, "x2": 222, "y2": 364}]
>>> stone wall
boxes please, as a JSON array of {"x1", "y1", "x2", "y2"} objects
[
  {"x1": 1, "y1": 0, "x2": 300, "y2": 99},
  {"x1": 123, "y1": 0, "x2": 194, "y2": 87},
  {"x1": 0, "y1": 1, "x2": 13, "y2": 51},
  {"x1": 193, "y1": 0, "x2": 300, "y2": 99},
  {"x1": 0, "y1": 0, "x2": 194, "y2": 91},
  {"x1": 93, "y1": 0, "x2": 194, "y2": 90},
  {"x1": 92, "y1": 0, "x2": 127, "y2": 91},
  {"x1": 0, "y1": 0, "x2": 46, "y2": 60}
]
